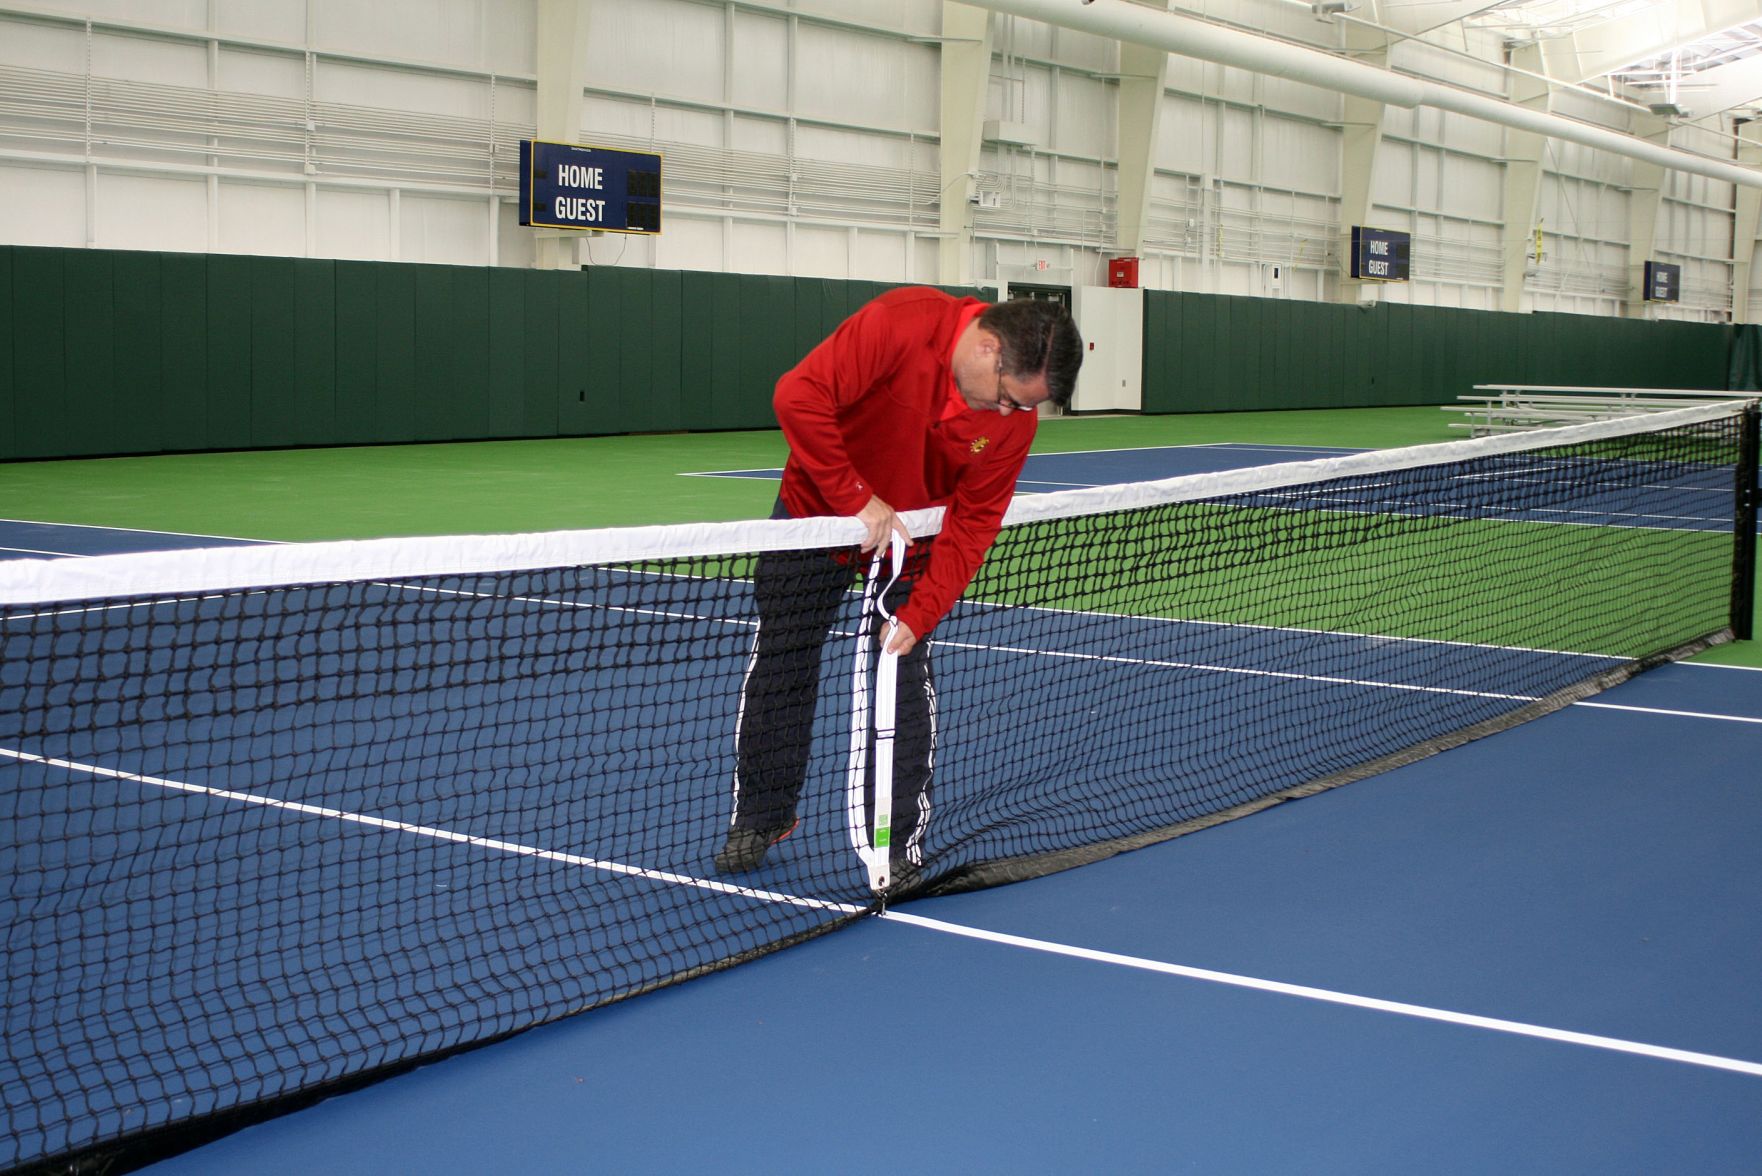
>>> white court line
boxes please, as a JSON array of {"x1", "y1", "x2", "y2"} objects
[
  {"x1": 681, "y1": 442, "x2": 1359, "y2": 481},
  {"x1": 0, "y1": 746, "x2": 861, "y2": 917},
  {"x1": 1574, "y1": 701, "x2": 1762, "y2": 725},
  {"x1": 0, "y1": 517, "x2": 272, "y2": 544},
  {"x1": 932, "y1": 637, "x2": 1539, "y2": 702},
  {"x1": 0, "y1": 576, "x2": 1619, "y2": 702},
  {"x1": 881, "y1": 910, "x2": 1762, "y2": 1079},
  {"x1": 9, "y1": 565, "x2": 1737, "y2": 709},
  {"x1": 1013, "y1": 479, "x2": 1105, "y2": 491},
  {"x1": 1192, "y1": 443, "x2": 1362, "y2": 454},
  {"x1": 678, "y1": 469, "x2": 780, "y2": 479},
  {"x1": 1, "y1": 546, "x2": 78, "y2": 558}
]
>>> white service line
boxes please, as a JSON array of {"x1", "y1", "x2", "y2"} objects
[
  {"x1": 0, "y1": 746, "x2": 863, "y2": 917},
  {"x1": 1573, "y1": 701, "x2": 1762, "y2": 725},
  {"x1": 881, "y1": 910, "x2": 1762, "y2": 1079},
  {"x1": 0, "y1": 517, "x2": 271, "y2": 544}
]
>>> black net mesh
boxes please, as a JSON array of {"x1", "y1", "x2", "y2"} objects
[{"x1": 0, "y1": 407, "x2": 1754, "y2": 1172}]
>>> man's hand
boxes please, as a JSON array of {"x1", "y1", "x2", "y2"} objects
[
  {"x1": 856, "y1": 495, "x2": 911, "y2": 554},
  {"x1": 881, "y1": 620, "x2": 918, "y2": 657}
]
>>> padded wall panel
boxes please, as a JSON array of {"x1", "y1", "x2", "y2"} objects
[
  {"x1": 156, "y1": 253, "x2": 209, "y2": 452},
  {"x1": 516, "y1": 268, "x2": 559, "y2": 439},
  {"x1": 554, "y1": 268, "x2": 597, "y2": 435},
  {"x1": 247, "y1": 257, "x2": 298, "y2": 448},
  {"x1": 205, "y1": 255, "x2": 254, "y2": 450},
  {"x1": 111, "y1": 251, "x2": 165, "y2": 456},
  {"x1": 0, "y1": 249, "x2": 12, "y2": 459},
  {"x1": 372, "y1": 263, "x2": 418, "y2": 443},
  {"x1": 1378, "y1": 302, "x2": 1413, "y2": 407},
  {"x1": 10, "y1": 248, "x2": 66, "y2": 459},
  {"x1": 1309, "y1": 300, "x2": 1344, "y2": 408},
  {"x1": 573, "y1": 266, "x2": 621, "y2": 436},
  {"x1": 333, "y1": 261, "x2": 379, "y2": 445},
  {"x1": 485, "y1": 266, "x2": 532, "y2": 438},
  {"x1": 1180, "y1": 293, "x2": 1218, "y2": 412},
  {"x1": 411, "y1": 264, "x2": 458, "y2": 442},
  {"x1": 294, "y1": 259, "x2": 338, "y2": 448},
  {"x1": 645, "y1": 267, "x2": 685, "y2": 433},
  {"x1": 698, "y1": 271, "x2": 751, "y2": 430},
  {"x1": 740, "y1": 276, "x2": 798, "y2": 432},
  {"x1": 60, "y1": 251, "x2": 121, "y2": 457}
]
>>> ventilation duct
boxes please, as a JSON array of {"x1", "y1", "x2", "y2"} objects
[{"x1": 968, "y1": 0, "x2": 1762, "y2": 191}]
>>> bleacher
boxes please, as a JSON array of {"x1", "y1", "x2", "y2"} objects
[{"x1": 1446, "y1": 384, "x2": 1761, "y2": 436}]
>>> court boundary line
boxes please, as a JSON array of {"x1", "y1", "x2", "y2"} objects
[
  {"x1": 2, "y1": 580, "x2": 1603, "y2": 706},
  {"x1": 0, "y1": 517, "x2": 272, "y2": 545},
  {"x1": 1574, "y1": 701, "x2": 1762, "y2": 724},
  {"x1": 0, "y1": 746, "x2": 864, "y2": 917},
  {"x1": 678, "y1": 442, "x2": 1364, "y2": 481},
  {"x1": 1, "y1": 545, "x2": 79, "y2": 558},
  {"x1": 880, "y1": 910, "x2": 1762, "y2": 1079}
]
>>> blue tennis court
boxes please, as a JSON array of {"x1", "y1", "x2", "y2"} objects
[
  {"x1": 2, "y1": 435, "x2": 1758, "y2": 1173},
  {"x1": 127, "y1": 662, "x2": 1762, "y2": 1174}
]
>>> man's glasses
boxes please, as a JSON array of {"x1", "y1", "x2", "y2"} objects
[{"x1": 994, "y1": 358, "x2": 1034, "y2": 414}]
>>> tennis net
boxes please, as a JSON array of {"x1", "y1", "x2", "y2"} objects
[{"x1": 1, "y1": 402, "x2": 1755, "y2": 1172}]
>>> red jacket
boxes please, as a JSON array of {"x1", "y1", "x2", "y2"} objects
[{"x1": 774, "y1": 286, "x2": 1036, "y2": 639}]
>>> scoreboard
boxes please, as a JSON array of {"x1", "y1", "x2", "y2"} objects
[
  {"x1": 518, "y1": 139, "x2": 663, "y2": 234},
  {"x1": 1350, "y1": 227, "x2": 1411, "y2": 282},
  {"x1": 1643, "y1": 260, "x2": 1681, "y2": 303}
]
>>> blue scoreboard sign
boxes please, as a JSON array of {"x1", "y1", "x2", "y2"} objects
[
  {"x1": 1350, "y1": 226, "x2": 1410, "y2": 282},
  {"x1": 1643, "y1": 260, "x2": 1681, "y2": 302},
  {"x1": 518, "y1": 139, "x2": 662, "y2": 234}
]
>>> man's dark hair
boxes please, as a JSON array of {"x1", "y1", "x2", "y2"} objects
[{"x1": 978, "y1": 297, "x2": 1084, "y2": 408}]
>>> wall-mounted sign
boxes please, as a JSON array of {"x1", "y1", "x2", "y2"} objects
[
  {"x1": 518, "y1": 139, "x2": 662, "y2": 234},
  {"x1": 1643, "y1": 260, "x2": 1681, "y2": 302},
  {"x1": 1350, "y1": 227, "x2": 1411, "y2": 282}
]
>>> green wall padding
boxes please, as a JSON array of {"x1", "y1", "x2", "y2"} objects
[
  {"x1": 1141, "y1": 291, "x2": 1733, "y2": 414},
  {"x1": 12, "y1": 247, "x2": 65, "y2": 459},
  {"x1": 63, "y1": 250, "x2": 120, "y2": 457},
  {"x1": 0, "y1": 246, "x2": 12, "y2": 459},
  {"x1": 1729, "y1": 323, "x2": 1762, "y2": 391},
  {"x1": 4, "y1": 241, "x2": 1736, "y2": 459},
  {"x1": 0, "y1": 245, "x2": 989, "y2": 459}
]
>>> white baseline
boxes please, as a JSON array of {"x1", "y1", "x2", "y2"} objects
[{"x1": 881, "y1": 910, "x2": 1762, "y2": 1079}]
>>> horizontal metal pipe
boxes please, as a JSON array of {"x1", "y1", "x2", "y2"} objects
[
  {"x1": 979, "y1": 0, "x2": 1426, "y2": 105},
  {"x1": 969, "y1": 0, "x2": 1762, "y2": 191},
  {"x1": 1416, "y1": 81, "x2": 1761, "y2": 190}
]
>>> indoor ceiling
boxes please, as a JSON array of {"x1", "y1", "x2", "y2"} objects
[{"x1": 1350, "y1": 0, "x2": 1762, "y2": 118}]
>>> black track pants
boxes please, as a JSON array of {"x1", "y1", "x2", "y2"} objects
[{"x1": 731, "y1": 544, "x2": 935, "y2": 864}]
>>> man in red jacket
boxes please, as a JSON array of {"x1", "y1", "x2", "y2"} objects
[{"x1": 715, "y1": 288, "x2": 1083, "y2": 887}]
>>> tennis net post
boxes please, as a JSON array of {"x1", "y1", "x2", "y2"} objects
[{"x1": 1732, "y1": 401, "x2": 1760, "y2": 641}]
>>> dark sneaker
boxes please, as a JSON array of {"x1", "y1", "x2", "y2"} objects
[{"x1": 714, "y1": 819, "x2": 798, "y2": 873}]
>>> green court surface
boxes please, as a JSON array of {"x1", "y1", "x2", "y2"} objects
[
  {"x1": 0, "y1": 405, "x2": 1753, "y2": 667},
  {"x1": 997, "y1": 508, "x2": 1734, "y2": 659},
  {"x1": 0, "y1": 408, "x2": 1445, "y2": 540}
]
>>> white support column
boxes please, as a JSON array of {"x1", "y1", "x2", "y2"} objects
[
  {"x1": 1336, "y1": 19, "x2": 1388, "y2": 304},
  {"x1": 1499, "y1": 44, "x2": 1548, "y2": 314},
  {"x1": 534, "y1": 0, "x2": 590, "y2": 270},
  {"x1": 1624, "y1": 113, "x2": 1670, "y2": 319},
  {"x1": 1733, "y1": 122, "x2": 1762, "y2": 322},
  {"x1": 1114, "y1": 3, "x2": 1169, "y2": 259},
  {"x1": 939, "y1": 2, "x2": 994, "y2": 286}
]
